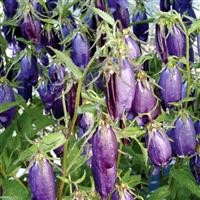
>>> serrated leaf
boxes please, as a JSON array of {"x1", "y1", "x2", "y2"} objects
[
  {"x1": 91, "y1": 7, "x2": 115, "y2": 26},
  {"x1": 148, "y1": 186, "x2": 170, "y2": 200},
  {"x1": 49, "y1": 48, "x2": 83, "y2": 79}
]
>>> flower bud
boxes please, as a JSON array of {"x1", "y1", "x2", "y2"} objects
[
  {"x1": 132, "y1": 9, "x2": 149, "y2": 42},
  {"x1": 92, "y1": 121, "x2": 118, "y2": 199},
  {"x1": 158, "y1": 66, "x2": 182, "y2": 109},
  {"x1": 72, "y1": 32, "x2": 90, "y2": 69},
  {"x1": 0, "y1": 84, "x2": 16, "y2": 128},
  {"x1": 146, "y1": 126, "x2": 172, "y2": 166},
  {"x1": 106, "y1": 58, "x2": 136, "y2": 119},
  {"x1": 169, "y1": 114, "x2": 196, "y2": 157},
  {"x1": 29, "y1": 154, "x2": 56, "y2": 200}
]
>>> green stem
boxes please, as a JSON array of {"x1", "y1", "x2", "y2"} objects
[
  {"x1": 180, "y1": 21, "x2": 191, "y2": 108},
  {"x1": 57, "y1": 54, "x2": 97, "y2": 200},
  {"x1": 128, "y1": 17, "x2": 155, "y2": 27}
]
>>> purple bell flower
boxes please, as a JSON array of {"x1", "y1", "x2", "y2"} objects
[
  {"x1": 3, "y1": 0, "x2": 18, "y2": 18},
  {"x1": 92, "y1": 121, "x2": 118, "y2": 199},
  {"x1": 71, "y1": 32, "x2": 90, "y2": 69},
  {"x1": 78, "y1": 113, "x2": 94, "y2": 138},
  {"x1": 20, "y1": 13, "x2": 41, "y2": 44},
  {"x1": 105, "y1": 58, "x2": 136, "y2": 119},
  {"x1": 46, "y1": 0, "x2": 58, "y2": 11},
  {"x1": 17, "y1": 79, "x2": 33, "y2": 101},
  {"x1": 108, "y1": 0, "x2": 128, "y2": 13},
  {"x1": 170, "y1": 114, "x2": 196, "y2": 157},
  {"x1": 111, "y1": 189, "x2": 134, "y2": 200},
  {"x1": 155, "y1": 24, "x2": 186, "y2": 64},
  {"x1": 113, "y1": 3, "x2": 130, "y2": 30},
  {"x1": 190, "y1": 154, "x2": 200, "y2": 184},
  {"x1": 132, "y1": 9, "x2": 149, "y2": 42},
  {"x1": 172, "y1": 0, "x2": 193, "y2": 14},
  {"x1": 158, "y1": 66, "x2": 182, "y2": 109},
  {"x1": 0, "y1": 84, "x2": 16, "y2": 128},
  {"x1": 38, "y1": 81, "x2": 55, "y2": 112},
  {"x1": 146, "y1": 126, "x2": 172, "y2": 167},
  {"x1": 124, "y1": 35, "x2": 141, "y2": 59},
  {"x1": 17, "y1": 55, "x2": 39, "y2": 86},
  {"x1": 131, "y1": 76, "x2": 160, "y2": 125},
  {"x1": 29, "y1": 154, "x2": 56, "y2": 200}
]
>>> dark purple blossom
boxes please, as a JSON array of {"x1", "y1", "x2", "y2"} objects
[
  {"x1": 0, "y1": 84, "x2": 16, "y2": 128},
  {"x1": 160, "y1": 0, "x2": 171, "y2": 12},
  {"x1": 3, "y1": 0, "x2": 18, "y2": 18},
  {"x1": 190, "y1": 154, "x2": 200, "y2": 184},
  {"x1": 132, "y1": 9, "x2": 149, "y2": 42},
  {"x1": 113, "y1": 3, "x2": 130, "y2": 30},
  {"x1": 20, "y1": 13, "x2": 41, "y2": 44},
  {"x1": 71, "y1": 32, "x2": 90, "y2": 69},
  {"x1": 17, "y1": 55, "x2": 38, "y2": 86}
]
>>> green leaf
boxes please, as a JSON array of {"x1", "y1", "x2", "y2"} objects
[
  {"x1": 2, "y1": 179, "x2": 30, "y2": 200},
  {"x1": 91, "y1": 7, "x2": 115, "y2": 26},
  {"x1": 0, "y1": 100, "x2": 22, "y2": 113},
  {"x1": 121, "y1": 170, "x2": 141, "y2": 187},
  {"x1": 49, "y1": 48, "x2": 83, "y2": 79},
  {"x1": 148, "y1": 186, "x2": 170, "y2": 200},
  {"x1": 134, "y1": 137, "x2": 148, "y2": 166},
  {"x1": 188, "y1": 19, "x2": 200, "y2": 35},
  {"x1": 119, "y1": 127, "x2": 145, "y2": 139},
  {"x1": 171, "y1": 168, "x2": 200, "y2": 198},
  {"x1": 18, "y1": 133, "x2": 66, "y2": 162}
]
